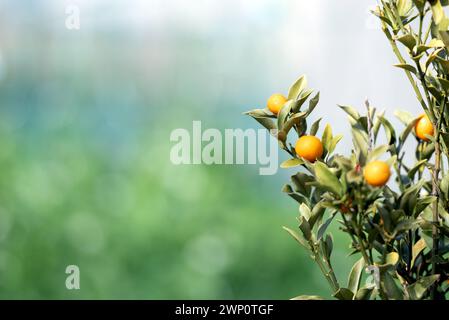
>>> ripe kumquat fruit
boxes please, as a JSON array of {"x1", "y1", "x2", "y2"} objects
[
  {"x1": 295, "y1": 135, "x2": 323, "y2": 162},
  {"x1": 415, "y1": 114, "x2": 434, "y2": 141},
  {"x1": 364, "y1": 160, "x2": 391, "y2": 187},
  {"x1": 267, "y1": 94, "x2": 287, "y2": 115}
]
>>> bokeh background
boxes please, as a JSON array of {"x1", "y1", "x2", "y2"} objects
[{"x1": 0, "y1": 0, "x2": 423, "y2": 299}]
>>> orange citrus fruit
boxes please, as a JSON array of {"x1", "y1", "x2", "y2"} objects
[
  {"x1": 415, "y1": 114, "x2": 434, "y2": 141},
  {"x1": 364, "y1": 161, "x2": 391, "y2": 187},
  {"x1": 267, "y1": 94, "x2": 287, "y2": 115},
  {"x1": 295, "y1": 135, "x2": 323, "y2": 162}
]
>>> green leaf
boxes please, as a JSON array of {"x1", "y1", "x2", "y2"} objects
[
  {"x1": 438, "y1": 77, "x2": 449, "y2": 92},
  {"x1": 441, "y1": 131, "x2": 449, "y2": 151},
  {"x1": 324, "y1": 234, "x2": 333, "y2": 260},
  {"x1": 416, "y1": 39, "x2": 445, "y2": 54},
  {"x1": 351, "y1": 126, "x2": 369, "y2": 165},
  {"x1": 440, "y1": 172, "x2": 449, "y2": 197},
  {"x1": 298, "y1": 216, "x2": 312, "y2": 240},
  {"x1": 406, "y1": 275, "x2": 440, "y2": 300},
  {"x1": 373, "y1": 110, "x2": 385, "y2": 143},
  {"x1": 244, "y1": 108, "x2": 277, "y2": 131},
  {"x1": 412, "y1": 0, "x2": 426, "y2": 13},
  {"x1": 347, "y1": 258, "x2": 365, "y2": 295},
  {"x1": 292, "y1": 89, "x2": 314, "y2": 113},
  {"x1": 428, "y1": 38, "x2": 446, "y2": 47},
  {"x1": 288, "y1": 75, "x2": 307, "y2": 101},
  {"x1": 367, "y1": 144, "x2": 389, "y2": 162},
  {"x1": 407, "y1": 159, "x2": 427, "y2": 179},
  {"x1": 422, "y1": 142, "x2": 435, "y2": 159},
  {"x1": 308, "y1": 204, "x2": 326, "y2": 230},
  {"x1": 317, "y1": 213, "x2": 336, "y2": 241},
  {"x1": 425, "y1": 48, "x2": 445, "y2": 69},
  {"x1": 321, "y1": 123, "x2": 333, "y2": 157},
  {"x1": 282, "y1": 226, "x2": 309, "y2": 249},
  {"x1": 411, "y1": 238, "x2": 427, "y2": 268},
  {"x1": 306, "y1": 92, "x2": 320, "y2": 116},
  {"x1": 277, "y1": 99, "x2": 294, "y2": 131},
  {"x1": 299, "y1": 203, "x2": 312, "y2": 221},
  {"x1": 355, "y1": 286, "x2": 375, "y2": 300},
  {"x1": 314, "y1": 161, "x2": 343, "y2": 196},
  {"x1": 338, "y1": 105, "x2": 360, "y2": 120},
  {"x1": 310, "y1": 117, "x2": 322, "y2": 136},
  {"x1": 435, "y1": 56, "x2": 449, "y2": 74},
  {"x1": 380, "y1": 271, "x2": 403, "y2": 300},
  {"x1": 333, "y1": 287, "x2": 354, "y2": 300},
  {"x1": 400, "y1": 118, "x2": 419, "y2": 145},
  {"x1": 394, "y1": 218, "x2": 419, "y2": 235},
  {"x1": 280, "y1": 158, "x2": 304, "y2": 169},
  {"x1": 393, "y1": 63, "x2": 417, "y2": 74},
  {"x1": 282, "y1": 184, "x2": 308, "y2": 204},
  {"x1": 394, "y1": 109, "x2": 414, "y2": 126},
  {"x1": 431, "y1": 0, "x2": 446, "y2": 25},
  {"x1": 281, "y1": 111, "x2": 307, "y2": 136},
  {"x1": 329, "y1": 135, "x2": 343, "y2": 155},
  {"x1": 320, "y1": 234, "x2": 334, "y2": 261},
  {"x1": 395, "y1": 34, "x2": 416, "y2": 51},
  {"x1": 378, "y1": 116, "x2": 397, "y2": 145},
  {"x1": 397, "y1": 0, "x2": 412, "y2": 17},
  {"x1": 415, "y1": 196, "x2": 435, "y2": 216}
]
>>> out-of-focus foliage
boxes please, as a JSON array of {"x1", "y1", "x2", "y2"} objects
[{"x1": 0, "y1": 115, "x2": 356, "y2": 299}]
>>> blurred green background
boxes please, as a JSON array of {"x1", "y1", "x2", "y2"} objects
[{"x1": 0, "y1": 0, "x2": 424, "y2": 299}]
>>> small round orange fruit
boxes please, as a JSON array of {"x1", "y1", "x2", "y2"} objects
[
  {"x1": 267, "y1": 94, "x2": 287, "y2": 115},
  {"x1": 415, "y1": 114, "x2": 434, "y2": 141},
  {"x1": 295, "y1": 135, "x2": 323, "y2": 162},
  {"x1": 364, "y1": 161, "x2": 391, "y2": 187}
]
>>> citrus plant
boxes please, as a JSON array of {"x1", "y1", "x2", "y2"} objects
[{"x1": 244, "y1": 0, "x2": 449, "y2": 300}]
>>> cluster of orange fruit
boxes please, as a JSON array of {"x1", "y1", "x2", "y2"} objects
[{"x1": 267, "y1": 93, "x2": 435, "y2": 187}]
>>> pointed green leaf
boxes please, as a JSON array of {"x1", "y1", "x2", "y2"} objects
[
  {"x1": 333, "y1": 287, "x2": 354, "y2": 300},
  {"x1": 395, "y1": 34, "x2": 416, "y2": 51},
  {"x1": 338, "y1": 105, "x2": 360, "y2": 120},
  {"x1": 348, "y1": 258, "x2": 365, "y2": 295},
  {"x1": 367, "y1": 144, "x2": 389, "y2": 162},
  {"x1": 288, "y1": 75, "x2": 307, "y2": 100},
  {"x1": 298, "y1": 216, "x2": 312, "y2": 240},
  {"x1": 280, "y1": 158, "x2": 304, "y2": 169},
  {"x1": 406, "y1": 275, "x2": 440, "y2": 300},
  {"x1": 393, "y1": 63, "x2": 417, "y2": 74},
  {"x1": 282, "y1": 226, "x2": 309, "y2": 249},
  {"x1": 317, "y1": 213, "x2": 336, "y2": 241},
  {"x1": 306, "y1": 92, "x2": 320, "y2": 116},
  {"x1": 314, "y1": 161, "x2": 343, "y2": 196},
  {"x1": 310, "y1": 118, "x2": 322, "y2": 136}
]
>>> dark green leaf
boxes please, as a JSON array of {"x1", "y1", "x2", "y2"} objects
[
  {"x1": 333, "y1": 287, "x2": 354, "y2": 300},
  {"x1": 393, "y1": 63, "x2": 417, "y2": 74},
  {"x1": 406, "y1": 275, "x2": 440, "y2": 300},
  {"x1": 395, "y1": 34, "x2": 416, "y2": 51}
]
